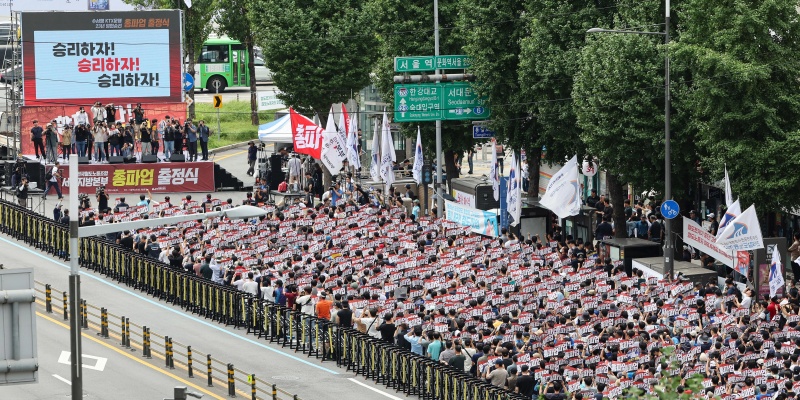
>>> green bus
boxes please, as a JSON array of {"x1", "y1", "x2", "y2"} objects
[{"x1": 195, "y1": 38, "x2": 272, "y2": 92}]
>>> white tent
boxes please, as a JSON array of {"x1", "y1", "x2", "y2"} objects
[{"x1": 258, "y1": 114, "x2": 292, "y2": 143}]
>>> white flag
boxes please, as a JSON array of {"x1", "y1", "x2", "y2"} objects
[
  {"x1": 716, "y1": 199, "x2": 741, "y2": 240},
  {"x1": 506, "y1": 150, "x2": 522, "y2": 226},
  {"x1": 489, "y1": 138, "x2": 500, "y2": 201},
  {"x1": 539, "y1": 155, "x2": 581, "y2": 220},
  {"x1": 715, "y1": 204, "x2": 764, "y2": 251},
  {"x1": 412, "y1": 127, "x2": 423, "y2": 184},
  {"x1": 724, "y1": 166, "x2": 734, "y2": 207},
  {"x1": 770, "y1": 247, "x2": 785, "y2": 298},
  {"x1": 183, "y1": 0, "x2": 192, "y2": 8},
  {"x1": 369, "y1": 119, "x2": 381, "y2": 182},
  {"x1": 346, "y1": 114, "x2": 361, "y2": 170},
  {"x1": 320, "y1": 107, "x2": 346, "y2": 174},
  {"x1": 379, "y1": 108, "x2": 395, "y2": 192}
]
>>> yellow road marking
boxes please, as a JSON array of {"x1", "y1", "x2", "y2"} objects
[
  {"x1": 36, "y1": 312, "x2": 226, "y2": 400},
  {"x1": 214, "y1": 149, "x2": 247, "y2": 162}
]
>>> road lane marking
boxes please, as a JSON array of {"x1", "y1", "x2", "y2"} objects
[
  {"x1": 58, "y1": 351, "x2": 108, "y2": 371},
  {"x1": 52, "y1": 374, "x2": 71, "y2": 385},
  {"x1": 214, "y1": 149, "x2": 246, "y2": 162},
  {"x1": 38, "y1": 312, "x2": 225, "y2": 400},
  {"x1": 0, "y1": 236, "x2": 338, "y2": 375},
  {"x1": 347, "y1": 378, "x2": 404, "y2": 400}
]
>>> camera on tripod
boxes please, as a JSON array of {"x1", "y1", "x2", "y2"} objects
[{"x1": 96, "y1": 185, "x2": 105, "y2": 196}]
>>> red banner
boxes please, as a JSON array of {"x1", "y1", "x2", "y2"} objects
[
  {"x1": 289, "y1": 107, "x2": 323, "y2": 159},
  {"x1": 56, "y1": 161, "x2": 214, "y2": 194}
]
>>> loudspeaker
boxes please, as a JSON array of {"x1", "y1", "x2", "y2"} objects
[
  {"x1": 269, "y1": 154, "x2": 282, "y2": 172},
  {"x1": 268, "y1": 170, "x2": 284, "y2": 191},
  {"x1": 78, "y1": 157, "x2": 90, "y2": 165},
  {"x1": 123, "y1": 156, "x2": 137, "y2": 164},
  {"x1": 169, "y1": 154, "x2": 186, "y2": 163},
  {"x1": 108, "y1": 156, "x2": 124, "y2": 164},
  {"x1": 141, "y1": 155, "x2": 158, "y2": 163}
]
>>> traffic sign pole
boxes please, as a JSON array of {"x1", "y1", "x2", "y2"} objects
[{"x1": 214, "y1": 82, "x2": 221, "y2": 138}]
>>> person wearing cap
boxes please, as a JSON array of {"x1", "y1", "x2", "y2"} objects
[
  {"x1": 707, "y1": 212, "x2": 719, "y2": 236},
  {"x1": 246, "y1": 141, "x2": 257, "y2": 176},
  {"x1": 484, "y1": 358, "x2": 507, "y2": 388}
]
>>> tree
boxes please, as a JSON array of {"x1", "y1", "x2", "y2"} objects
[
  {"x1": 250, "y1": 0, "x2": 378, "y2": 118},
  {"x1": 459, "y1": 0, "x2": 540, "y2": 196},
  {"x1": 368, "y1": 0, "x2": 473, "y2": 192},
  {"x1": 123, "y1": 0, "x2": 216, "y2": 119},
  {"x1": 517, "y1": 0, "x2": 615, "y2": 195},
  {"x1": 674, "y1": 0, "x2": 800, "y2": 212},
  {"x1": 217, "y1": 0, "x2": 260, "y2": 125}
]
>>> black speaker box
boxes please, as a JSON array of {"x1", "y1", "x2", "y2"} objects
[
  {"x1": 269, "y1": 154, "x2": 282, "y2": 171},
  {"x1": 169, "y1": 154, "x2": 186, "y2": 163},
  {"x1": 78, "y1": 157, "x2": 90, "y2": 165},
  {"x1": 124, "y1": 156, "x2": 137, "y2": 164},
  {"x1": 108, "y1": 156, "x2": 124, "y2": 164},
  {"x1": 141, "y1": 155, "x2": 158, "y2": 163}
]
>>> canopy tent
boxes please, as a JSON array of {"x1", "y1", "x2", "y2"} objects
[{"x1": 257, "y1": 114, "x2": 292, "y2": 143}]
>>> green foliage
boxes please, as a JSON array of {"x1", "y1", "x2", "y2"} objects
[
  {"x1": 673, "y1": 0, "x2": 800, "y2": 211},
  {"x1": 250, "y1": 0, "x2": 378, "y2": 118},
  {"x1": 123, "y1": 0, "x2": 216, "y2": 59},
  {"x1": 624, "y1": 347, "x2": 707, "y2": 399},
  {"x1": 195, "y1": 101, "x2": 275, "y2": 148}
]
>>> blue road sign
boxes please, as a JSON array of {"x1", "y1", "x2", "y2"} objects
[
  {"x1": 472, "y1": 126, "x2": 495, "y2": 139},
  {"x1": 183, "y1": 72, "x2": 194, "y2": 92},
  {"x1": 661, "y1": 200, "x2": 680, "y2": 220}
]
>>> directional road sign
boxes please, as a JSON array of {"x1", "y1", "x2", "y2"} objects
[
  {"x1": 182, "y1": 72, "x2": 194, "y2": 92},
  {"x1": 661, "y1": 200, "x2": 680, "y2": 220},
  {"x1": 472, "y1": 126, "x2": 495, "y2": 139},
  {"x1": 394, "y1": 83, "x2": 490, "y2": 122},
  {"x1": 213, "y1": 95, "x2": 222, "y2": 109},
  {"x1": 394, "y1": 84, "x2": 442, "y2": 122},
  {"x1": 395, "y1": 55, "x2": 473, "y2": 72},
  {"x1": 443, "y1": 82, "x2": 490, "y2": 120}
]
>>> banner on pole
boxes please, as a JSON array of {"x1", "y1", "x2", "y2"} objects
[
  {"x1": 683, "y1": 217, "x2": 735, "y2": 268},
  {"x1": 445, "y1": 200, "x2": 499, "y2": 237}
]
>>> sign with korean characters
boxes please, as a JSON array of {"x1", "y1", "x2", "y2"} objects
[
  {"x1": 394, "y1": 82, "x2": 491, "y2": 122},
  {"x1": 58, "y1": 161, "x2": 215, "y2": 194},
  {"x1": 394, "y1": 55, "x2": 472, "y2": 72},
  {"x1": 20, "y1": 10, "x2": 183, "y2": 106}
]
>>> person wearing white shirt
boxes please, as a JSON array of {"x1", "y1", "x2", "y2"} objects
[
  {"x1": 287, "y1": 154, "x2": 302, "y2": 181},
  {"x1": 241, "y1": 272, "x2": 259, "y2": 296},
  {"x1": 296, "y1": 287, "x2": 316, "y2": 315},
  {"x1": 75, "y1": 107, "x2": 90, "y2": 126},
  {"x1": 209, "y1": 258, "x2": 224, "y2": 284},
  {"x1": 261, "y1": 279, "x2": 274, "y2": 301}
]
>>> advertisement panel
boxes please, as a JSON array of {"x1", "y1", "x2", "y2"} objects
[
  {"x1": 445, "y1": 200, "x2": 499, "y2": 237},
  {"x1": 21, "y1": 10, "x2": 182, "y2": 106},
  {"x1": 257, "y1": 91, "x2": 286, "y2": 111},
  {"x1": 55, "y1": 161, "x2": 214, "y2": 194},
  {"x1": 452, "y1": 189, "x2": 475, "y2": 208}
]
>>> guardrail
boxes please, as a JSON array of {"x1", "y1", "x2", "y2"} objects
[
  {"x1": 35, "y1": 281, "x2": 299, "y2": 400},
  {"x1": 0, "y1": 200, "x2": 523, "y2": 400}
]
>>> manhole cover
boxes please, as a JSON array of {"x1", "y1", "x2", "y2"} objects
[{"x1": 271, "y1": 376, "x2": 300, "y2": 381}]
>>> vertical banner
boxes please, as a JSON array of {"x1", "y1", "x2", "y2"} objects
[
  {"x1": 21, "y1": 10, "x2": 183, "y2": 106},
  {"x1": 445, "y1": 200, "x2": 499, "y2": 237}
]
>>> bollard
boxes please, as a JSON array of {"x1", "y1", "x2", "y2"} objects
[
  {"x1": 187, "y1": 346, "x2": 193, "y2": 378},
  {"x1": 250, "y1": 374, "x2": 256, "y2": 400},
  {"x1": 120, "y1": 316, "x2": 127, "y2": 347},
  {"x1": 102, "y1": 308, "x2": 109, "y2": 338},
  {"x1": 125, "y1": 317, "x2": 131, "y2": 349},
  {"x1": 207, "y1": 354, "x2": 213, "y2": 387},
  {"x1": 142, "y1": 326, "x2": 150, "y2": 358},
  {"x1": 165, "y1": 336, "x2": 171, "y2": 368},
  {"x1": 81, "y1": 299, "x2": 88, "y2": 329},
  {"x1": 227, "y1": 363, "x2": 235, "y2": 397},
  {"x1": 62, "y1": 291, "x2": 68, "y2": 320},
  {"x1": 272, "y1": 383, "x2": 277, "y2": 400},
  {"x1": 168, "y1": 338, "x2": 175, "y2": 369},
  {"x1": 45, "y1": 284, "x2": 52, "y2": 313}
]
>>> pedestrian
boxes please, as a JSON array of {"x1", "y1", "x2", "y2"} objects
[
  {"x1": 15, "y1": 176, "x2": 28, "y2": 207},
  {"x1": 198, "y1": 120, "x2": 210, "y2": 160},
  {"x1": 30, "y1": 119, "x2": 45, "y2": 160},
  {"x1": 139, "y1": 122, "x2": 152, "y2": 157},
  {"x1": 150, "y1": 119, "x2": 160, "y2": 157},
  {"x1": 185, "y1": 119, "x2": 198, "y2": 161},
  {"x1": 42, "y1": 160, "x2": 63, "y2": 200},
  {"x1": 44, "y1": 122, "x2": 59, "y2": 163},
  {"x1": 467, "y1": 147, "x2": 474, "y2": 174},
  {"x1": 60, "y1": 124, "x2": 72, "y2": 160},
  {"x1": 246, "y1": 141, "x2": 257, "y2": 176}
]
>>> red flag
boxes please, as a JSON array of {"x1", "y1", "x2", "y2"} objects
[
  {"x1": 341, "y1": 103, "x2": 350, "y2": 136},
  {"x1": 289, "y1": 107, "x2": 323, "y2": 159}
]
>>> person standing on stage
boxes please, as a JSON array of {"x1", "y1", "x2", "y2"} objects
[{"x1": 198, "y1": 120, "x2": 210, "y2": 161}]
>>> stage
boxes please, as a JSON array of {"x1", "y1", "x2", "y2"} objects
[{"x1": 23, "y1": 155, "x2": 216, "y2": 195}]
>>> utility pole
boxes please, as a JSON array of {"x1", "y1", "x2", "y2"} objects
[{"x1": 434, "y1": 0, "x2": 443, "y2": 218}]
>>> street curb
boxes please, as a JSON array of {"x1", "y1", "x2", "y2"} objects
[{"x1": 211, "y1": 141, "x2": 251, "y2": 153}]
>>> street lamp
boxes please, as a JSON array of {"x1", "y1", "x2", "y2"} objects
[
  {"x1": 66, "y1": 154, "x2": 268, "y2": 399},
  {"x1": 588, "y1": 0, "x2": 673, "y2": 279}
]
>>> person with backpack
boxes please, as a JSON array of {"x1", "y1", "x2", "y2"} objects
[{"x1": 42, "y1": 161, "x2": 63, "y2": 200}]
